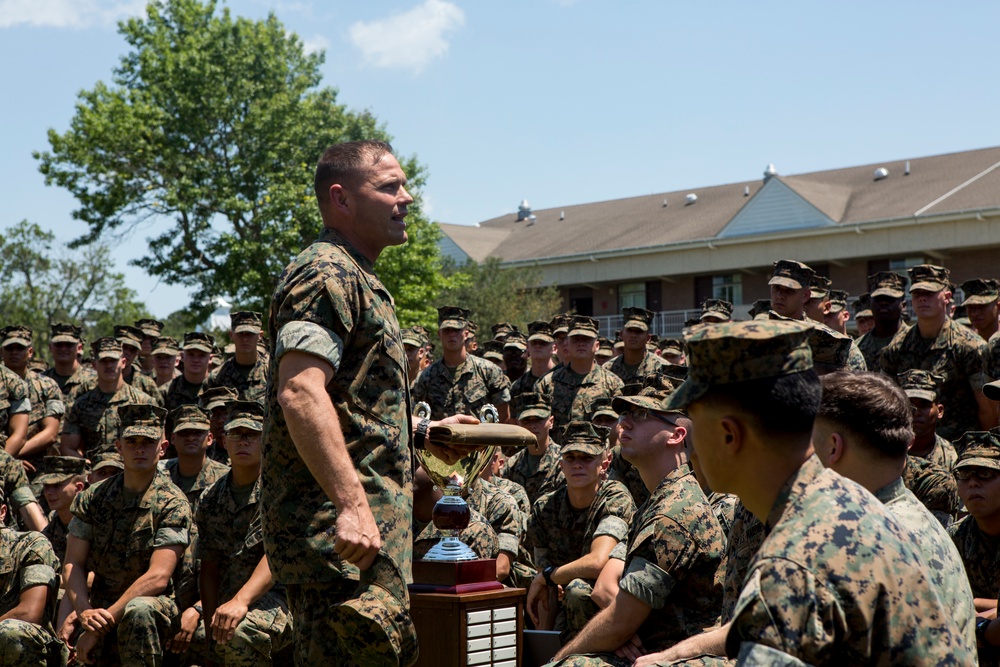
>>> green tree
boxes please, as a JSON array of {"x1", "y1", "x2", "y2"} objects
[
  {"x1": 0, "y1": 221, "x2": 150, "y2": 355},
  {"x1": 35, "y1": 0, "x2": 444, "y2": 320},
  {"x1": 439, "y1": 258, "x2": 563, "y2": 344}
]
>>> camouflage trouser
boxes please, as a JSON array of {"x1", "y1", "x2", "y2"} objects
[
  {"x1": 557, "y1": 578, "x2": 598, "y2": 640},
  {"x1": 92, "y1": 594, "x2": 178, "y2": 666},
  {"x1": 0, "y1": 619, "x2": 68, "y2": 667},
  {"x1": 548, "y1": 654, "x2": 733, "y2": 667},
  {"x1": 213, "y1": 591, "x2": 292, "y2": 666}
]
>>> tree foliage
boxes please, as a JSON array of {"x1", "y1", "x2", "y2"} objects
[
  {"x1": 439, "y1": 258, "x2": 563, "y2": 343},
  {"x1": 0, "y1": 221, "x2": 150, "y2": 354},
  {"x1": 35, "y1": 0, "x2": 443, "y2": 320}
]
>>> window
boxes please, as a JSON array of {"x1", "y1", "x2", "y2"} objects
[
  {"x1": 712, "y1": 274, "x2": 742, "y2": 305},
  {"x1": 618, "y1": 282, "x2": 646, "y2": 310},
  {"x1": 889, "y1": 256, "x2": 924, "y2": 272}
]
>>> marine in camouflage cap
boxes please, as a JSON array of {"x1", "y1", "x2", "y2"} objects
[
  {"x1": 90, "y1": 451, "x2": 124, "y2": 474},
  {"x1": 151, "y1": 336, "x2": 180, "y2": 355},
  {"x1": 225, "y1": 400, "x2": 264, "y2": 432},
  {"x1": 230, "y1": 310, "x2": 263, "y2": 334},
  {"x1": 34, "y1": 455, "x2": 89, "y2": 485},
  {"x1": 568, "y1": 315, "x2": 599, "y2": 339},
  {"x1": 954, "y1": 431, "x2": 1000, "y2": 472},
  {"x1": 869, "y1": 271, "x2": 908, "y2": 299},
  {"x1": 527, "y1": 320, "x2": 555, "y2": 343},
  {"x1": 50, "y1": 323, "x2": 82, "y2": 344},
  {"x1": 400, "y1": 327, "x2": 426, "y2": 348},
  {"x1": 808, "y1": 274, "x2": 832, "y2": 300},
  {"x1": 622, "y1": 307, "x2": 654, "y2": 331},
  {"x1": 853, "y1": 293, "x2": 874, "y2": 335},
  {"x1": 482, "y1": 340, "x2": 505, "y2": 365},
  {"x1": 114, "y1": 324, "x2": 144, "y2": 350},
  {"x1": 117, "y1": 403, "x2": 167, "y2": 441},
  {"x1": 747, "y1": 299, "x2": 773, "y2": 320},
  {"x1": 92, "y1": 336, "x2": 123, "y2": 360},
  {"x1": 517, "y1": 391, "x2": 553, "y2": 420},
  {"x1": 908, "y1": 264, "x2": 951, "y2": 293},
  {"x1": 0, "y1": 325, "x2": 32, "y2": 348},
  {"x1": 808, "y1": 325, "x2": 853, "y2": 374},
  {"x1": 135, "y1": 318, "x2": 165, "y2": 339},
  {"x1": 595, "y1": 338, "x2": 615, "y2": 365},
  {"x1": 699, "y1": 299, "x2": 733, "y2": 323},
  {"x1": 588, "y1": 396, "x2": 619, "y2": 422},
  {"x1": 656, "y1": 338, "x2": 684, "y2": 363},
  {"x1": 182, "y1": 331, "x2": 215, "y2": 353},
  {"x1": 550, "y1": 314, "x2": 571, "y2": 336},
  {"x1": 960, "y1": 278, "x2": 1000, "y2": 341},
  {"x1": 960, "y1": 278, "x2": 1000, "y2": 306},
  {"x1": 169, "y1": 404, "x2": 210, "y2": 432},
  {"x1": 560, "y1": 421, "x2": 609, "y2": 456},
  {"x1": 899, "y1": 369, "x2": 943, "y2": 403},
  {"x1": 503, "y1": 330, "x2": 527, "y2": 352},
  {"x1": 769, "y1": 260, "x2": 815, "y2": 291},
  {"x1": 827, "y1": 290, "x2": 849, "y2": 314},
  {"x1": 437, "y1": 305, "x2": 470, "y2": 330},
  {"x1": 491, "y1": 322, "x2": 516, "y2": 342}
]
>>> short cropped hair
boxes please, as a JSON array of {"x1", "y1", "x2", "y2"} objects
[
  {"x1": 314, "y1": 140, "x2": 394, "y2": 204},
  {"x1": 700, "y1": 369, "x2": 821, "y2": 437},
  {"x1": 818, "y1": 371, "x2": 913, "y2": 460}
]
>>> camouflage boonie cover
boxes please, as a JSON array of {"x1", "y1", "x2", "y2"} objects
[
  {"x1": 902, "y1": 455, "x2": 960, "y2": 526},
  {"x1": 617, "y1": 465, "x2": 724, "y2": 652},
  {"x1": 503, "y1": 441, "x2": 565, "y2": 505},
  {"x1": 41, "y1": 364, "x2": 96, "y2": 400},
  {"x1": 70, "y1": 471, "x2": 190, "y2": 606},
  {"x1": 263, "y1": 226, "x2": 413, "y2": 584},
  {"x1": 602, "y1": 349, "x2": 666, "y2": 385},
  {"x1": 876, "y1": 478, "x2": 977, "y2": 653},
  {"x1": 881, "y1": 318, "x2": 987, "y2": 440},
  {"x1": 527, "y1": 480, "x2": 635, "y2": 566},
  {"x1": 950, "y1": 515, "x2": 1000, "y2": 667},
  {"x1": 207, "y1": 355, "x2": 269, "y2": 405},
  {"x1": 410, "y1": 354, "x2": 511, "y2": 420},
  {"x1": 61, "y1": 382, "x2": 156, "y2": 460},
  {"x1": 0, "y1": 364, "x2": 29, "y2": 440},
  {"x1": 534, "y1": 364, "x2": 624, "y2": 437},
  {"x1": 0, "y1": 527, "x2": 61, "y2": 639},
  {"x1": 726, "y1": 456, "x2": 974, "y2": 664}
]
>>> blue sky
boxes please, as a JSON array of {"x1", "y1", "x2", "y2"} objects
[{"x1": 2, "y1": 0, "x2": 999, "y2": 317}]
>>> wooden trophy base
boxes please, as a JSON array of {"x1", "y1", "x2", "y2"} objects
[{"x1": 409, "y1": 558, "x2": 504, "y2": 594}]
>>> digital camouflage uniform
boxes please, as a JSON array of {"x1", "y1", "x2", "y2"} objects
[
  {"x1": 554, "y1": 466, "x2": 725, "y2": 667},
  {"x1": 40, "y1": 511, "x2": 69, "y2": 565},
  {"x1": 263, "y1": 226, "x2": 415, "y2": 666},
  {"x1": 950, "y1": 514, "x2": 1000, "y2": 667},
  {"x1": 875, "y1": 477, "x2": 977, "y2": 653},
  {"x1": 602, "y1": 350, "x2": 665, "y2": 385},
  {"x1": 69, "y1": 470, "x2": 191, "y2": 666},
  {"x1": 467, "y1": 478, "x2": 522, "y2": 561},
  {"x1": 509, "y1": 367, "x2": 547, "y2": 398},
  {"x1": 534, "y1": 366, "x2": 623, "y2": 438},
  {"x1": 725, "y1": 456, "x2": 972, "y2": 665},
  {"x1": 0, "y1": 449, "x2": 38, "y2": 528},
  {"x1": 22, "y1": 370, "x2": 64, "y2": 466},
  {"x1": 881, "y1": 318, "x2": 988, "y2": 441},
  {"x1": 207, "y1": 356, "x2": 268, "y2": 405},
  {"x1": 491, "y1": 475, "x2": 531, "y2": 526},
  {"x1": 902, "y1": 455, "x2": 960, "y2": 527},
  {"x1": 62, "y1": 382, "x2": 155, "y2": 460},
  {"x1": 41, "y1": 365, "x2": 96, "y2": 403},
  {"x1": 159, "y1": 376, "x2": 209, "y2": 415},
  {"x1": 410, "y1": 353, "x2": 511, "y2": 420},
  {"x1": 707, "y1": 491, "x2": 738, "y2": 543},
  {"x1": 503, "y1": 440, "x2": 565, "y2": 505},
  {"x1": 196, "y1": 476, "x2": 291, "y2": 665},
  {"x1": 721, "y1": 501, "x2": 765, "y2": 622},
  {"x1": 527, "y1": 479, "x2": 635, "y2": 635},
  {"x1": 0, "y1": 364, "x2": 30, "y2": 448},
  {"x1": 0, "y1": 527, "x2": 67, "y2": 666},
  {"x1": 66, "y1": 368, "x2": 163, "y2": 410},
  {"x1": 916, "y1": 433, "x2": 959, "y2": 471},
  {"x1": 856, "y1": 324, "x2": 908, "y2": 373}
]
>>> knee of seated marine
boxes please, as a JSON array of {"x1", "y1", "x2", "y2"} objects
[
  {"x1": 562, "y1": 578, "x2": 594, "y2": 606},
  {"x1": 120, "y1": 597, "x2": 158, "y2": 627}
]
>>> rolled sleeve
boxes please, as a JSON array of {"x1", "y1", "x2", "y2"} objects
[
  {"x1": 154, "y1": 526, "x2": 189, "y2": 548},
  {"x1": 609, "y1": 541, "x2": 627, "y2": 562},
  {"x1": 619, "y1": 555, "x2": 675, "y2": 609},
  {"x1": 20, "y1": 563, "x2": 56, "y2": 590},
  {"x1": 594, "y1": 515, "x2": 629, "y2": 541},
  {"x1": 9, "y1": 486, "x2": 37, "y2": 510},
  {"x1": 44, "y1": 399, "x2": 66, "y2": 419},
  {"x1": 8, "y1": 397, "x2": 29, "y2": 415},
  {"x1": 497, "y1": 532, "x2": 519, "y2": 555},
  {"x1": 276, "y1": 321, "x2": 344, "y2": 372}
]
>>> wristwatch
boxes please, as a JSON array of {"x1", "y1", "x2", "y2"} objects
[
  {"x1": 977, "y1": 617, "x2": 992, "y2": 644},
  {"x1": 542, "y1": 565, "x2": 557, "y2": 587},
  {"x1": 414, "y1": 418, "x2": 430, "y2": 450}
]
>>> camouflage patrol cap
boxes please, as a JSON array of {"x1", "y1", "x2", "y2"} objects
[
  {"x1": 135, "y1": 318, "x2": 165, "y2": 339},
  {"x1": 898, "y1": 369, "x2": 942, "y2": 403},
  {"x1": 0, "y1": 325, "x2": 32, "y2": 348},
  {"x1": 411, "y1": 325, "x2": 431, "y2": 343},
  {"x1": 526, "y1": 320, "x2": 554, "y2": 343},
  {"x1": 114, "y1": 324, "x2": 144, "y2": 349},
  {"x1": 868, "y1": 271, "x2": 908, "y2": 299},
  {"x1": 960, "y1": 279, "x2": 1000, "y2": 307},
  {"x1": 808, "y1": 326, "x2": 852, "y2": 371},
  {"x1": 657, "y1": 338, "x2": 684, "y2": 356},
  {"x1": 200, "y1": 386, "x2": 239, "y2": 412},
  {"x1": 568, "y1": 315, "x2": 599, "y2": 339},
  {"x1": 220, "y1": 344, "x2": 233, "y2": 357},
  {"x1": 769, "y1": 260, "x2": 815, "y2": 290},
  {"x1": 91, "y1": 336, "x2": 123, "y2": 361},
  {"x1": 91, "y1": 451, "x2": 124, "y2": 472},
  {"x1": 560, "y1": 421, "x2": 610, "y2": 456},
  {"x1": 853, "y1": 293, "x2": 873, "y2": 319},
  {"x1": 908, "y1": 264, "x2": 950, "y2": 293},
  {"x1": 466, "y1": 320, "x2": 478, "y2": 335},
  {"x1": 613, "y1": 372, "x2": 681, "y2": 415},
  {"x1": 808, "y1": 274, "x2": 832, "y2": 300},
  {"x1": 482, "y1": 340, "x2": 504, "y2": 364},
  {"x1": 225, "y1": 400, "x2": 265, "y2": 433},
  {"x1": 748, "y1": 299, "x2": 772, "y2": 320},
  {"x1": 827, "y1": 290, "x2": 849, "y2": 313},
  {"x1": 170, "y1": 404, "x2": 210, "y2": 432},
  {"x1": 50, "y1": 323, "x2": 82, "y2": 344},
  {"x1": 622, "y1": 307, "x2": 655, "y2": 331},
  {"x1": 151, "y1": 336, "x2": 180, "y2": 355},
  {"x1": 437, "y1": 305, "x2": 470, "y2": 330},
  {"x1": 491, "y1": 322, "x2": 516, "y2": 341},
  {"x1": 35, "y1": 456, "x2": 89, "y2": 485},
  {"x1": 660, "y1": 363, "x2": 689, "y2": 384},
  {"x1": 700, "y1": 299, "x2": 733, "y2": 323},
  {"x1": 597, "y1": 337, "x2": 615, "y2": 356},
  {"x1": 588, "y1": 397, "x2": 619, "y2": 421},
  {"x1": 401, "y1": 328, "x2": 425, "y2": 348},
  {"x1": 28, "y1": 359, "x2": 48, "y2": 373},
  {"x1": 182, "y1": 331, "x2": 214, "y2": 353},
  {"x1": 613, "y1": 330, "x2": 624, "y2": 349},
  {"x1": 230, "y1": 310, "x2": 263, "y2": 334},
  {"x1": 516, "y1": 392, "x2": 552, "y2": 420},
  {"x1": 667, "y1": 319, "x2": 814, "y2": 411},
  {"x1": 118, "y1": 403, "x2": 167, "y2": 440},
  {"x1": 550, "y1": 314, "x2": 571, "y2": 336},
  {"x1": 955, "y1": 431, "x2": 1000, "y2": 472},
  {"x1": 503, "y1": 331, "x2": 527, "y2": 351}
]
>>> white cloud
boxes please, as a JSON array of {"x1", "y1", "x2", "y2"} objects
[
  {"x1": 0, "y1": 0, "x2": 145, "y2": 29},
  {"x1": 300, "y1": 34, "x2": 330, "y2": 55},
  {"x1": 349, "y1": 0, "x2": 464, "y2": 74}
]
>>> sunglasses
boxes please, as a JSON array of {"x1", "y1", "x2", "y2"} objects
[
  {"x1": 954, "y1": 467, "x2": 1000, "y2": 482},
  {"x1": 618, "y1": 408, "x2": 678, "y2": 427}
]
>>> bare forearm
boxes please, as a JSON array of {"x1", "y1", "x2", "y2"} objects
[
  {"x1": 60, "y1": 434, "x2": 83, "y2": 457},
  {"x1": 21, "y1": 418, "x2": 59, "y2": 458},
  {"x1": 5, "y1": 415, "x2": 27, "y2": 455},
  {"x1": 107, "y1": 571, "x2": 171, "y2": 622},
  {"x1": 642, "y1": 624, "x2": 729, "y2": 664},
  {"x1": 552, "y1": 552, "x2": 612, "y2": 583},
  {"x1": 556, "y1": 603, "x2": 640, "y2": 658},
  {"x1": 65, "y1": 563, "x2": 93, "y2": 616},
  {"x1": 200, "y1": 561, "x2": 220, "y2": 623},
  {"x1": 232, "y1": 556, "x2": 274, "y2": 607},
  {"x1": 19, "y1": 503, "x2": 47, "y2": 531}
]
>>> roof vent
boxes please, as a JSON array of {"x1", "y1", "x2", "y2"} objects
[
  {"x1": 873, "y1": 167, "x2": 889, "y2": 181},
  {"x1": 526, "y1": 215, "x2": 537, "y2": 227},
  {"x1": 662, "y1": 198, "x2": 668, "y2": 207},
  {"x1": 559, "y1": 210, "x2": 565, "y2": 220},
  {"x1": 764, "y1": 164, "x2": 777, "y2": 181},
  {"x1": 516, "y1": 199, "x2": 531, "y2": 221},
  {"x1": 905, "y1": 160, "x2": 911, "y2": 176},
  {"x1": 685, "y1": 193, "x2": 698, "y2": 205},
  {"x1": 744, "y1": 185, "x2": 750, "y2": 197}
]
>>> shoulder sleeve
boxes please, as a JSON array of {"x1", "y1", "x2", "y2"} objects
[
  {"x1": 593, "y1": 483, "x2": 636, "y2": 541},
  {"x1": 16, "y1": 532, "x2": 59, "y2": 593}
]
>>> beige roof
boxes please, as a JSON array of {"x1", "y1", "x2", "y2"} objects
[{"x1": 442, "y1": 146, "x2": 1000, "y2": 263}]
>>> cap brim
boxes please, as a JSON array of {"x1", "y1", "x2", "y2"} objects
[
  {"x1": 234, "y1": 325, "x2": 262, "y2": 334},
  {"x1": 870, "y1": 287, "x2": 905, "y2": 298},
  {"x1": 121, "y1": 426, "x2": 161, "y2": 440},
  {"x1": 903, "y1": 388, "x2": 937, "y2": 402},
  {"x1": 612, "y1": 395, "x2": 681, "y2": 415},
  {"x1": 93, "y1": 460, "x2": 124, "y2": 471},
  {"x1": 204, "y1": 400, "x2": 231, "y2": 411},
  {"x1": 828, "y1": 304, "x2": 846, "y2": 313},
  {"x1": 225, "y1": 418, "x2": 263, "y2": 432},
  {"x1": 439, "y1": 320, "x2": 467, "y2": 330},
  {"x1": 51, "y1": 335, "x2": 79, "y2": 344},
  {"x1": 909, "y1": 282, "x2": 945, "y2": 293},
  {"x1": 401, "y1": 336, "x2": 422, "y2": 347},
  {"x1": 184, "y1": 344, "x2": 214, "y2": 353},
  {"x1": 96, "y1": 352, "x2": 121, "y2": 360},
  {"x1": 152, "y1": 347, "x2": 178, "y2": 355},
  {"x1": 623, "y1": 322, "x2": 649, "y2": 331},
  {"x1": 172, "y1": 421, "x2": 210, "y2": 432},
  {"x1": 484, "y1": 353, "x2": 503, "y2": 362},
  {"x1": 568, "y1": 329, "x2": 598, "y2": 338},
  {"x1": 517, "y1": 408, "x2": 551, "y2": 420},
  {"x1": 961, "y1": 294, "x2": 999, "y2": 307},
  {"x1": 560, "y1": 443, "x2": 605, "y2": 456},
  {"x1": 854, "y1": 310, "x2": 874, "y2": 319},
  {"x1": 699, "y1": 314, "x2": 728, "y2": 323},
  {"x1": 36, "y1": 473, "x2": 76, "y2": 485},
  {"x1": 769, "y1": 276, "x2": 803, "y2": 290},
  {"x1": 527, "y1": 334, "x2": 554, "y2": 343},
  {"x1": 139, "y1": 329, "x2": 161, "y2": 338},
  {"x1": 955, "y1": 457, "x2": 1000, "y2": 472}
]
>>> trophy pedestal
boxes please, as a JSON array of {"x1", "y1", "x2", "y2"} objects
[
  {"x1": 409, "y1": 587, "x2": 525, "y2": 667},
  {"x1": 410, "y1": 558, "x2": 504, "y2": 594}
]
